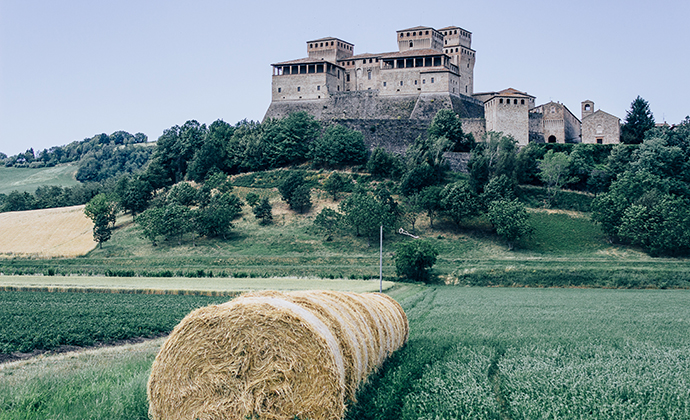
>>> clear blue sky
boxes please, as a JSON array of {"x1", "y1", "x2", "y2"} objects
[{"x1": 1, "y1": 0, "x2": 688, "y2": 156}]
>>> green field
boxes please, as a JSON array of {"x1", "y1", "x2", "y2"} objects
[
  {"x1": 2, "y1": 204, "x2": 689, "y2": 288},
  {"x1": 1, "y1": 286, "x2": 689, "y2": 419},
  {"x1": 0, "y1": 164, "x2": 80, "y2": 195}
]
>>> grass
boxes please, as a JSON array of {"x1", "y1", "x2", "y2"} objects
[
  {"x1": 346, "y1": 286, "x2": 690, "y2": 419},
  {"x1": 0, "y1": 164, "x2": 80, "y2": 195},
  {"x1": 0, "y1": 205, "x2": 95, "y2": 258},
  {"x1": 2, "y1": 286, "x2": 688, "y2": 419},
  {"x1": 0, "y1": 275, "x2": 395, "y2": 294}
]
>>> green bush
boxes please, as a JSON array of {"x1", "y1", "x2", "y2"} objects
[{"x1": 394, "y1": 240, "x2": 439, "y2": 283}]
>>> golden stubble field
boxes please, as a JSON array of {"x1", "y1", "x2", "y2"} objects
[{"x1": 0, "y1": 205, "x2": 96, "y2": 258}]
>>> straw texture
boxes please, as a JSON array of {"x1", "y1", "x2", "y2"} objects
[{"x1": 147, "y1": 290, "x2": 408, "y2": 420}]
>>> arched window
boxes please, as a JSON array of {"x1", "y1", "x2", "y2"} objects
[
  {"x1": 409, "y1": 41, "x2": 413, "y2": 48},
  {"x1": 548, "y1": 135, "x2": 557, "y2": 143}
]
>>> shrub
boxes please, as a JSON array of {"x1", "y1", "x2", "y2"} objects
[{"x1": 394, "y1": 240, "x2": 439, "y2": 283}]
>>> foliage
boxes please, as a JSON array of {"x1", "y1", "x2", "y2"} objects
[
  {"x1": 621, "y1": 96, "x2": 655, "y2": 144},
  {"x1": 245, "y1": 192, "x2": 260, "y2": 207},
  {"x1": 393, "y1": 240, "x2": 438, "y2": 282},
  {"x1": 537, "y1": 149, "x2": 574, "y2": 203},
  {"x1": 166, "y1": 182, "x2": 198, "y2": 206},
  {"x1": 515, "y1": 143, "x2": 547, "y2": 185},
  {"x1": 0, "y1": 291, "x2": 226, "y2": 354},
  {"x1": 323, "y1": 172, "x2": 347, "y2": 201},
  {"x1": 400, "y1": 163, "x2": 438, "y2": 197},
  {"x1": 278, "y1": 171, "x2": 312, "y2": 213},
  {"x1": 417, "y1": 186, "x2": 443, "y2": 228},
  {"x1": 480, "y1": 174, "x2": 516, "y2": 207},
  {"x1": 121, "y1": 176, "x2": 153, "y2": 216},
  {"x1": 428, "y1": 109, "x2": 474, "y2": 152},
  {"x1": 84, "y1": 193, "x2": 118, "y2": 249},
  {"x1": 187, "y1": 120, "x2": 234, "y2": 182},
  {"x1": 339, "y1": 190, "x2": 398, "y2": 241},
  {"x1": 366, "y1": 147, "x2": 405, "y2": 180},
  {"x1": 311, "y1": 124, "x2": 367, "y2": 168},
  {"x1": 405, "y1": 135, "x2": 452, "y2": 177},
  {"x1": 313, "y1": 208, "x2": 342, "y2": 240},
  {"x1": 487, "y1": 199, "x2": 533, "y2": 250},
  {"x1": 440, "y1": 180, "x2": 481, "y2": 226},
  {"x1": 145, "y1": 120, "x2": 207, "y2": 188},
  {"x1": 468, "y1": 132, "x2": 517, "y2": 192},
  {"x1": 252, "y1": 197, "x2": 273, "y2": 225},
  {"x1": 195, "y1": 193, "x2": 243, "y2": 239}
]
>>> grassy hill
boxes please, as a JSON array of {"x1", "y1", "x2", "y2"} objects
[
  {"x1": 0, "y1": 164, "x2": 80, "y2": 195},
  {"x1": 1, "y1": 183, "x2": 688, "y2": 288}
]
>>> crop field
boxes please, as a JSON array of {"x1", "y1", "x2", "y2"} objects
[
  {"x1": 0, "y1": 164, "x2": 79, "y2": 195},
  {"x1": 1, "y1": 286, "x2": 689, "y2": 419},
  {"x1": 0, "y1": 205, "x2": 95, "y2": 258},
  {"x1": 0, "y1": 291, "x2": 230, "y2": 354}
]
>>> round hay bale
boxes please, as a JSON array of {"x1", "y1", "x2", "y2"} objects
[
  {"x1": 347, "y1": 292, "x2": 390, "y2": 366},
  {"x1": 289, "y1": 291, "x2": 368, "y2": 401},
  {"x1": 147, "y1": 295, "x2": 346, "y2": 420},
  {"x1": 319, "y1": 291, "x2": 381, "y2": 376},
  {"x1": 365, "y1": 293, "x2": 409, "y2": 349}
]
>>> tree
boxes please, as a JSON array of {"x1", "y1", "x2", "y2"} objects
[
  {"x1": 468, "y1": 132, "x2": 517, "y2": 193},
  {"x1": 440, "y1": 181, "x2": 481, "y2": 227},
  {"x1": 267, "y1": 112, "x2": 321, "y2": 167},
  {"x1": 313, "y1": 208, "x2": 342, "y2": 240},
  {"x1": 487, "y1": 199, "x2": 533, "y2": 250},
  {"x1": 253, "y1": 197, "x2": 273, "y2": 225},
  {"x1": 187, "y1": 120, "x2": 234, "y2": 181},
  {"x1": 166, "y1": 182, "x2": 198, "y2": 206},
  {"x1": 339, "y1": 191, "x2": 397, "y2": 243},
  {"x1": 480, "y1": 174, "x2": 516, "y2": 208},
  {"x1": 621, "y1": 96, "x2": 655, "y2": 144},
  {"x1": 311, "y1": 125, "x2": 367, "y2": 168},
  {"x1": 245, "y1": 192, "x2": 260, "y2": 208},
  {"x1": 394, "y1": 240, "x2": 439, "y2": 283},
  {"x1": 136, "y1": 207, "x2": 165, "y2": 245},
  {"x1": 418, "y1": 186, "x2": 443, "y2": 229},
  {"x1": 279, "y1": 171, "x2": 312, "y2": 213},
  {"x1": 366, "y1": 147, "x2": 405, "y2": 179},
  {"x1": 84, "y1": 194, "x2": 118, "y2": 249},
  {"x1": 428, "y1": 109, "x2": 474, "y2": 152},
  {"x1": 121, "y1": 177, "x2": 152, "y2": 216},
  {"x1": 323, "y1": 172, "x2": 346, "y2": 201},
  {"x1": 195, "y1": 193, "x2": 243, "y2": 239},
  {"x1": 538, "y1": 150, "x2": 574, "y2": 204},
  {"x1": 400, "y1": 163, "x2": 437, "y2": 197}
]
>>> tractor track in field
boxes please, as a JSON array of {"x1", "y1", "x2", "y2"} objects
[
  {"x1": 488, "y1": 345, "x2": 512, "y2": 420},
  {"x1": 0, "y1": 333, "x2": 167, "y2": 366}
]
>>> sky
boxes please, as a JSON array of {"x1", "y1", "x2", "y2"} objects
[{"x1": 1, "y1": 0, "x2": 688, "y2": 157}]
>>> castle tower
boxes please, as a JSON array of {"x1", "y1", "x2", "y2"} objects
[
  {"x1": 396, "y1": 26, "x2": 444, "y2": 52},
  {"x1": 582, "y1": 100, "x2": 594, "y2": 120},
  {"x1": 307, "y1": 37, "x2": 354, "y2": 63},
  {"x1": 439, "y1": 26, "x2": 475, "y2": 95}
]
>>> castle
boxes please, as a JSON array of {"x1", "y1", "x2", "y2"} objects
[{"x1": 264, "y1": 26, "x2": 620, "y2": 149}]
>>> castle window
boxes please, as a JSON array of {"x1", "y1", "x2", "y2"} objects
[
  {"x1": 320, "y1": 43, "x2": 323, "y2": 47},
  {"x1": 278, "y1": 87, "x2": 281, "y2": 93},
  {"x1": 585, "y1": 104, "x2": 591, "y2": 111},
  {"x1": 406, "y1": 32, "x2": 410, "y2": 36},
  {"x1": 415, "y1": 80, "x2": 418, "y2": 85},
  {"x1": 431, "y1": 77, "x2": 434, "y2": 83},
  {"x1": 346, "y1": 74, "x2": 350, "y2": 82},
  {"x1": 454, "y1": 30, "x2": 457, "y2": 34},
  {"x1": 317, "y1": 85, "x2": 320, "y2": 91},
  {"x1": 413, "y1": 32, "x2": 416, "y2": 36},
  {"x1": 500, "y1": 99, "x2": 503, "y2": 104},
  {"x1": 597, "y1": 138, "x2": 603, "y2": 144},
  {"x1": 514, "y1": 99, "x2": 518, "y2": 104},
  {"x1": 400, "y1": 33, "x2": 403, "y2": 38},
  {"x1": 331, "y1": 41, "x2": 334, "y2": 46},
  {"x1": 521, "y1": 99, "x2": 525, "y2": 105},
  {"x1": 456, "y1": 48, "x2": 458, "y2": 52},
  {"x1": 337, "y1": 86, "x2": 340, "y2": 91},
  {"x1": 309, "y1": 44, "x2": 313, "y2": 49},
  {"x1": 409, "y1": 41, "x2": 413, "y2": 48},
  {"x1": 368, "y1": 71, "x2": 371, "y2": 80},
  {"x1": 400, "y1": 81, "x2": 403, "y2": 86},
  {"x1": 383, "y1": 82, "x2": 386, "y2": 87},
  {"x1": 422, "y1": 79, "x2": 425, "y2": 84},
  {"x1": 425, "y1": 30, "x2": 429, "y2": 35},
  {"x1": 297, "y1": 86, "x2": 301, "y2": 92}
]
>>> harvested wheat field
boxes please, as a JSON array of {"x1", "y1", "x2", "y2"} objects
[
  {"x1": 147, "y1": 290, "x2": 408, "y2": 420},
  {"x1": 0, "y1": 205, "x2": 95, "y2": 258}
]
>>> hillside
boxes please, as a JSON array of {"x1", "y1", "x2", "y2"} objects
[
  {"x1": 0, "y1": 164, "x2": 79, "y2": 195},
  {"x1": 0, "y1": 205, "x2": 96, "y2": 258}
]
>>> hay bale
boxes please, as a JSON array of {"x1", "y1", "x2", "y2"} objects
[
  {"x1": 147, "y1": 291, "x2": 409, "y2": 420},
  {"x1": 147, "y1": 295, "x2": 345, "y2": 420}
]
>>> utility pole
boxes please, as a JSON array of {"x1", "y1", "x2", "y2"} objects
[{"x1": 379, "y1": 225, "x2": 383, "y2": 293}]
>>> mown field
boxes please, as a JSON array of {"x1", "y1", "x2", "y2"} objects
[
  {"x1": 0, "y1": 205, "x2": 96, "y2": 258},
  {"x1": 0, "y1": 164, "x2": 79, "y2": 195},
  {"x1": 1, "y1": 285, "x2": 688, "y2": 419}
]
